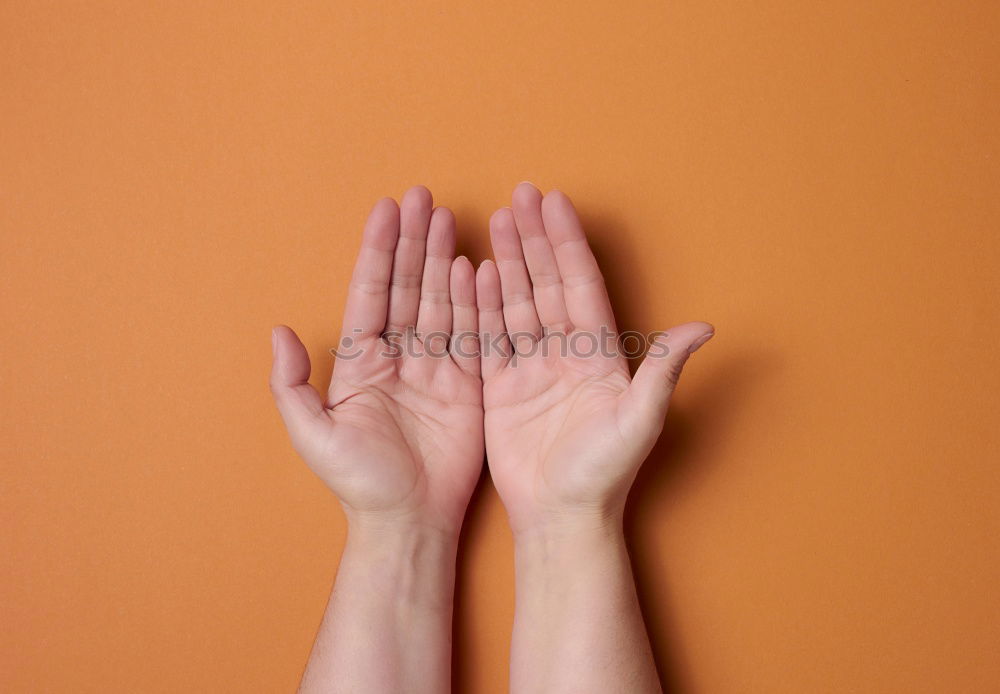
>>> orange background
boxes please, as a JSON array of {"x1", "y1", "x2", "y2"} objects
[{"x1": 2, "y1": 1, "x2": 999, "y2": 691}]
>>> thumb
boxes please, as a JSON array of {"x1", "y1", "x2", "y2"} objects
[
  {"x1": 269, "y1": 325, "x2": 327, "y2": 446},
  {"x1": 617, "y1": 322, "x2": 714, "y2": 443}
]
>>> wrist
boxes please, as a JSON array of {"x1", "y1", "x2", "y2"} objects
[
  {"x1": 343, "y1": 504, "x2": 464, "y2": 545},
  {"x1": 345, "y1": 512, "x2": 462, "y2": 549},
  {"x1": 512, "y1": 511, "x2": 631, "y2": 602},
  {"x1": 340, "y1": 515, "x2": 460, "y2": 615},
  {"x1": 511, "y1": 507, "x2": 625, "y2": 550}
]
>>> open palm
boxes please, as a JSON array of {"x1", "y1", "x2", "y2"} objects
[
  {"x1": 270, "y1": 188, "x2": 483, "y2": 532},
  {"x1": 477, "y1": 184, "x2": 713, "y2": 532}
]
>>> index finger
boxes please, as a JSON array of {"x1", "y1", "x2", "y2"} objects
[
  {"x1": 340, "y1": 197, "x2": 400, "y2": 340},
  {"x1": 540, "y1": 190, "x2": 616, "y2": 333}
]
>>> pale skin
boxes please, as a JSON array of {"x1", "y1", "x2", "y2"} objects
[{"x1": 270, "y1": 183, "x2": 713, "y2": 693}]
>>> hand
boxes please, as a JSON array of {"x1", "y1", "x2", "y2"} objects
[
  {"x1": 477, "y1": 183, "x2": 713, "y2": 534},
  {"x1": 270, "y1": 186, "x2": 484, "y2": 535}
]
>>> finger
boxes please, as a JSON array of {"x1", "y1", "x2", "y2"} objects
[
  {"x1": 511, "y1": 182, "x2": 571, "y2": 333},
  {"x1": 450, "y1": 255, "x2": 480, "y2": 377},
  {"x1": 270, "y1": 325, "x2": 328, "y2": 450},
  {"x1": 540, "y1": 190, "x2": 616, "y2": 332},
  {"x1": 489, "y1": 207, "x2": 542, "y2": 346},
  {"x1": 386, "y1": 185, "x2": 433, "y2": 332},
  {"x1": 476, "y1": 259, "x2": 511, "y2": 379},
  {"x1": 416, "y1": 207, "x2": 456, "y2": 342},
  {"x1": 341, "y1": 197, "x2": 399, "y2": 339},
  {"x1": 617, "y1": 322, "x2": 714, "y2": 445}
]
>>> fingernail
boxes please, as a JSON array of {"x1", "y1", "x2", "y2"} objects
[{"x1": 688, "y1": 332, "x2": 714, "y2": 353}]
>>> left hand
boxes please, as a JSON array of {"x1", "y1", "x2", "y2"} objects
[{"x1": 270, "y1": 186, "x2": 484, "y2": 535}]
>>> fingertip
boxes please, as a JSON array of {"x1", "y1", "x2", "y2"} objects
[
  {"x1": 371, "y1": 196, "x2": 399, "y2": 214},
  {"x1": 430, "y1": 205, "x2": 455, "y2": 226},
  {"x1": 269, "y1": 324, "x2": 311, "y2": 387},
  {"x1": 539, "y1": 190, "x2": 584, "y2": 237},
  {"x1": 651, "y1": 322, "x2": 715, "y2": 354},
  {"x1": 427, "y1": 206, "x2": 457, "y2": 255},
  {"x1": 402, "y1": 184, "x2": 433, "y2": 207},
  {"x1": 450, "y1": 256, "x2": 477, "y2": 304},
  {"x1": 271, "y1": 324, "x2": 295, "y2": 348},
  {"x1": 542, "y1": 188, "x2": 573, "y2": 210},
  {"x1": 489, "y1": 206, "x2": 515, "y2": 229},
  {"x1": 680, "y1": 321, "x2": 715, "y2": 351},
  {"x1": 276, "y1": 322, "x2": 306, "y2": 345},
  {"x1": 399, "y1": 187, "x2": 433, "y2": 241},
  {"x1": 476, "y1": 259, "x2": 501, "y2": 297},
  {"x1": 451, "y1": 255, "x2": 476, "y2": 291},
  {"x1": 476, "y1": 257, "x2": 498, "y2": 278},
  {"x1": 489, "y1": 209, "x2": 520, "y2": 255},
  {"x1": 365, "y1": 198, "x2": 401, "y2": 243},
  {"x1": 513, "y1": 181, "x2": 542, "y2": 202}
]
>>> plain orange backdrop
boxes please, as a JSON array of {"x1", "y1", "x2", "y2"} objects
[{"x1": 2, "y1": 1, "x2": 999, "y2": 692}]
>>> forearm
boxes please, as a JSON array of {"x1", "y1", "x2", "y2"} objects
[
  {"x1": 510, "y1": 516, "x2": 661, "y2": 694},
  {"x1": 300, "y1": 521, "x2": 459, "y2": 694}
]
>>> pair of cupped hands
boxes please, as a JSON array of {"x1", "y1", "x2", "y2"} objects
[{"x1": 270, "y1": 183, "x2": 713, "y2": 540}]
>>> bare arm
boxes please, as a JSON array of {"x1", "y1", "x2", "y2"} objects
[
  {"x1": 300, "y1": 523, "x2": 458, "y2": 694},
  {"x1": 479, "y1": 183, "x2": 713, "y2": 693},
  {"x1": 270, "y1": 187, "x2": 483, "y2": 693},
  {"x1": 511, "y1": 521, "x2": 658, "y2": 693}
]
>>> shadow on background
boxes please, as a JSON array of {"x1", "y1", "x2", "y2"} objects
[
  {"x1": 627, "y1": 353, "x2": 761, "y2": 691},
  {"x1": 585, "y1": 208, "x2": 765, "y2": 692}
]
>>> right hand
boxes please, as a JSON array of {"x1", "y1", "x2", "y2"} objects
[{"x1": 478, "y1": 183, "x2": 713, "y2": 534}]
